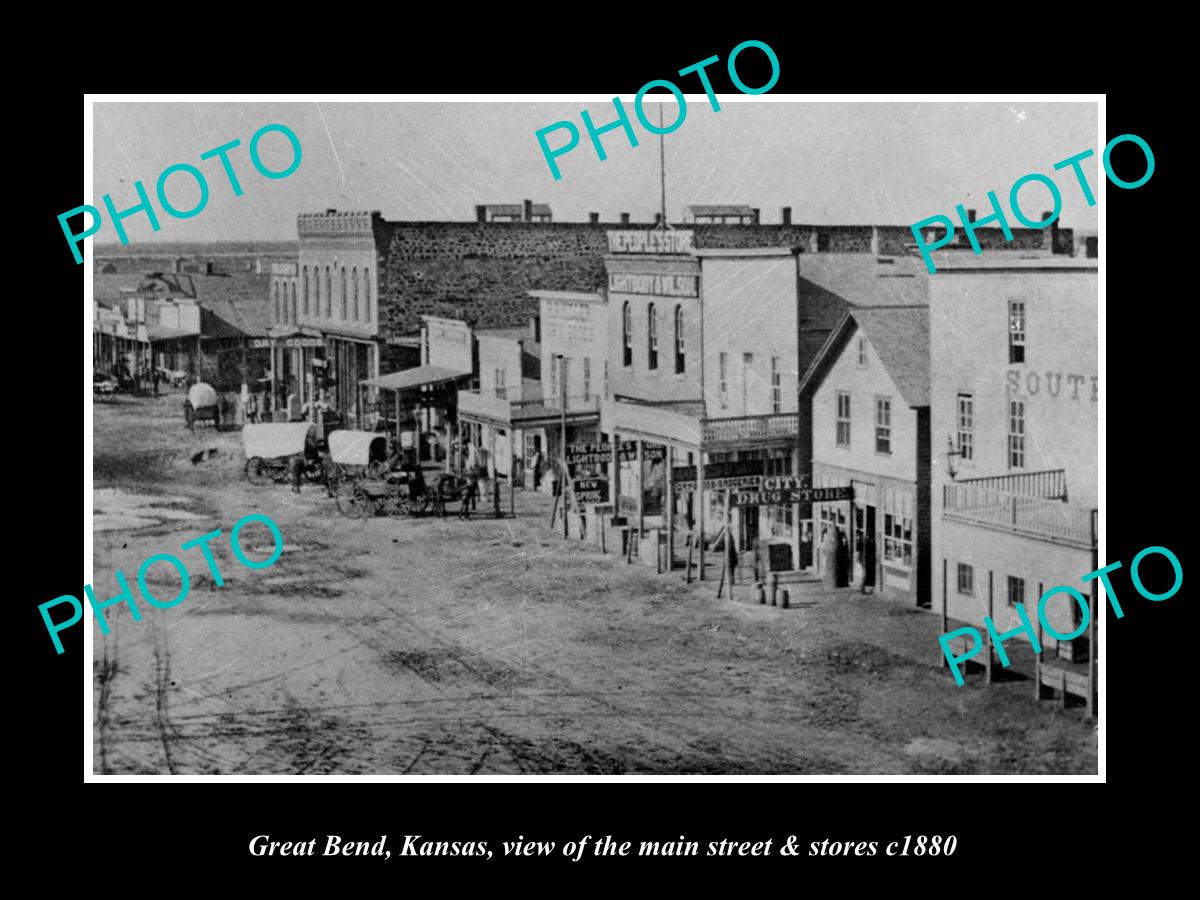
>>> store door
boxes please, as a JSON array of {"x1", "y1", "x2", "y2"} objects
[{"x1": 854, "y1": 504, "x2": 876, "y2": 589}]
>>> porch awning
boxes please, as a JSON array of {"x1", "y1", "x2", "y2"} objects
[{"x1": 361, "y1": 365, "x2": 471, "y2": 391}]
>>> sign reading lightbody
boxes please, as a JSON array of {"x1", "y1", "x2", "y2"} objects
[
  {"x1": 40, "y1": 513, "x2": 284, "y2": 654},
  {"x1": 938, "y1": 545, "x2": 1183, "y2": 687},
  {"x1": 535, "y1": 40, "x2": 781, "y2": 181},
  {"x1": 58, "y1": 124, "x2": 303, "y2": 265},
  {"x1": 910, "y1": 133, "x2": 1154, "y2": 275},
  {"x1": 565, "y1": 440, "x2": 666, "y2": 466}
]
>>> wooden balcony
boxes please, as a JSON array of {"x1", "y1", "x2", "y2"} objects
[
  {"x1": 943, "y1": 483, "x2": 1096, "y2": 549},
  {"x1": 956, "y1": 468, "x2": 1067, "y2": 500},
  {"x1": 701, "y1": 412, "x2": 799, "y2": 449}
]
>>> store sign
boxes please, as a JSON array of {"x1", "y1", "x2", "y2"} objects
[
  {"x1": 608, "y1": 272, "x2": 698, "y2": 298},
  {"x1": 567, "y1": 440, "x2": 666, "y2": 465},
  {"x1": 572, "y1": 478, "x2": 609, "y2": 503},
  {"x1": 673, "y1": 459, "x2": 769, "y2": 487},
  {"x1": 730, "y1": 485, "x2": 853, "y2": 506},
  {"x1": 251, "y1": 337, "x2": 323, "y2": 349},
  {"x1": 606, "y1": 230, "x2": 694, "y2": 255}
]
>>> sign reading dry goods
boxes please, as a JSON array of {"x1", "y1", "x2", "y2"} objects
[
  {"x1": 606, "y1": 230, "x2": 694, "y2": 255},
  {"x1": 567, "y1": 440, "x2": 666, "y2": 465},
  {"x1": 730, "y1": 485, "x2": 853, "y2": 506},
  {"x1": 572, "y1": 478, "x2": 609, "y2": 503},
  {"x1": 252, "y1": 337, "x2": 323, "y2": 349}
]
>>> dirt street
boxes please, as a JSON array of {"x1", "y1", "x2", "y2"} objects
[{"x1": 91, "y1": 393, "x2": 1097, "y2": 774}]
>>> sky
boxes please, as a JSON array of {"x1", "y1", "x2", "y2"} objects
[{"x1": 91, "y1": 100, "x2": 1099, "y2": 245}]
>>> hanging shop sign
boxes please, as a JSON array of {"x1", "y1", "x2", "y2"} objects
[
  {"x1": 566, "y1": 440, "x2": 666, "y2": 465},
  {"x1": 251, "y1": 337, "x2": 323, "y2": 349},
  {"x1": 672, "y1": 459, "x2": 770, "y2": 487},
  {"x1": 607, "y1": 272, "x2": 698, "y2": 297},
  {"x1": 730, "y1": 485, "x2": 853, "y2": 506},
  {"x1": 572, "y1": 478, "x2": 609, "y2": 503}
]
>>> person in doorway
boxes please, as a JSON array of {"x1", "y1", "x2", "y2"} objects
[
  {"x1": 861, "y1": 532, "x2": 877, "y2": 595},
  {"x1": 836, "y1": 529, "x2": 851, "y2": 587},
  {"x1": 532, "y1": 450, "x2": 543, "y2": 492}
]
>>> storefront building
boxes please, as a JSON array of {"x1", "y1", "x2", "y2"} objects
[
  {"x1": 801, "y1": 306, "x2": 931, "y2": 605},
  {"x1": 929, "y1": 254, "x2": 1099, "y2": 665}
]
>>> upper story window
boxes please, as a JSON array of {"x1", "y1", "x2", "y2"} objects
[
  {"x1": 647, "y1": 303, "x2": 658, "y2": 370},
  {"x1": 674, "y1": 306, "x2": 685, "y2": 374},
  {"x1": 1009, "y1": 300, "x2": 1026, "y2": 364},
  {"x1": 324, "y1": 267, "x2": 332, "y2": 319},
  {"x1": 622, "y1": 302, "x2": 632, "y2": 367},
  {"x1": 362, "y1": 269, "x2": 371, "y2": 322},
  {"x1": 875, "y1": 396, "x2": 892, "y2": 454},
  {"x1": 495, "y1": 368, "x2": 507, "y2": 399},
  {"x1": 857, "y1": 338, "x2": 868, "y2": 367},
  {"x1": 290, "y1": 282, "x2": 297, "y2": 324},
  {"x1": 771, "y1": 357, "x2": 782, "y2": 413},
  {"x1": 1009, "y1": 400, "x2": 1026, "y2": 469},
  {"x1": 273, "y1": 282, "x2": 281, "y2": 324},
  {"x1": 351, "y1": 267, "x2": 359, "y2": 321},
  {"x1": 957, "y1": 393, "x2": 974, "y2": 461},
  {"x1": 339, "y1": 268, "x2": 348, "y2": 321},
  {"x1": 836, "y1": 392, "x2": 851, "y2": 447},
  {"x1": 718, "y1": 352, "x2": 728, "y2": 409},
  {"x1": 302, "y1": 267, "x2": 309, "y2": 317},
  {"x1": 583, "y1": 357, "x2": 591, "y2": 399}
]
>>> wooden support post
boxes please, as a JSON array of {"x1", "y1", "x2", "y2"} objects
[
  {"x1": 625, "y1": 527, "x2": 634, "y2": 564},
  {"x1": 941, "y1": 558, "x2": 948, "y2": 668},
  {"x1": 725, "y1": 489, "x2": 733, "y2": 600},
  {"x1": 1035, "y1": 612, "x2": 1044, "y2": 702},
  {"x1": 697, "y1": 451, "x2": 706, "y2": 581},
  {"x1": 665, "y1": 445, "x2": 675, "y2": 575},
  {"x1": 986, "y1": 570, "x2": 995, "y2": 684},
  {"x1": 549, "y1": 493, "x2": 559, "y2": 529},
  {"x1": 1088, "y1": 519, "x2": 1097, "y2": 719},
  {"x1": 770, "y1": 572, "x2": 779, "y2": 607},
  {"x1": 599, "y1": 513, "x2": 607, "y2": 554},
  {"x1": 636, "y1": 438, "x2": 644, "y2": 538},
  {"x1": 685, "y1": 535, "x2": 694, "y2": 584}
]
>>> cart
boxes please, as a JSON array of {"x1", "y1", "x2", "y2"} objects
[
  {"x1": 184, "y1": 382, "x2": 220, "y2": 432},
  {"x1": 325, "y1": 430, "x2": 390, "y2": 497},
  {"x1": 242, "y1": 422, "x2": 324, "y2": 486}
]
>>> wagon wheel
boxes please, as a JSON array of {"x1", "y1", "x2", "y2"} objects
[
  {"x1": 336, "y1": 486, "x2": 374, "y2": 519},
  {"x1": 244, "y1": 457, "x2": 273, "y2": 486},
  {"x1": 382, "y1": 491, "x2": 410, "y2": 519}
]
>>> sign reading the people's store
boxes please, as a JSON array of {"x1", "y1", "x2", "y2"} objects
[{"x1": 566, "y1": 440, "x2": 666, "y2": 465}]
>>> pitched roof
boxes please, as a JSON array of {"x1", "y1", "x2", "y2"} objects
[
  {"x1": 93, "y1": 271, "x2": 272, "y2": 337},
  {"x1": 797, "y1": 254, "x2": 929, "y2": 307},
  {"x1": 799, "y1": 306, "x2": 929, "y2": 408}
]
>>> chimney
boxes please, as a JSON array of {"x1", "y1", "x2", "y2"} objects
[
  {"x1": 620, "y1": 212, "x2": 630, "y2": 224},
  {"x1": 752, "y1": 208, "x2": 760, "y2": 225},
  {"x1": 475, "y1": 205, "x2": 487, "y2": 223},
  {"x1": 589, "y1": 212, "x2": 599, "y2": 224},
  {"x1": 205, "y1": 261, "x2": 216, "y2": 275},
  {"x1": 1041, "y1": 211, "x2": 1055, "y2": 250},
  {"x1": 654, "y1": 212, "x2": 663, "y2": 226},
  {"x1": 530, "y1": 315, "x2": 541, "y2": 342},
  {"x1": 870, "y1": 225, "x2": 880, "y2": 256},
  {"x1": 326, "y1": 208, "x2": 336, "y2": 215},
  {"x1": 1086, "y1": 236, "x2": 1098, "y2": 258},
  {"x1": 781, "y1": 207, "x2": 792, "y2": 226},
  {"x1": 523, "y1": 199, "x2": 533, "y2": 222},
  {"x1": 966, "y1": 208, "x2": 976, "y2": 222}
]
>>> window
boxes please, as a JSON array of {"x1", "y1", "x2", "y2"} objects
[
  {"x1": 957, "y1": 563, "x2": 975, "y2": 595},
  {"x1": 875, "y1": 397, "x2": 892, "y2": 454},
  {"x1": 1009, "y1": 300, "x2": 1026, "y2": 364},
  {"x1": 339, "y1": 268, "x2": 348, "y2": 321},
  {"x1": 583, "y1": 357, "x2": 591, "y2": 399},
  {"x1": 1009, "y1": 400, "x2": 1026, "y2": 469},
  {"x1": 302, "y1": 267, "x2": 309, "y2": 316},
  {"x1": 882, "y1": 490, "x2": 914, "y2": 568},
  {"x1": 548, "y1": 354, "x2": 558, "y2": 404},
  {"x1": 495, "y1": 368, "x2": 507, "y2": 399},
  {"x1": 674, "y1": 306, "x2": 685, "y2": 374},
  {"x1": 273, "y1": 282, "x2": 280, "y2": 323},
  {"x1": 836, "y1": 392, "x2": 851, "y2": 447},
  {"x1": 647, "y1": 303, "x2": 658, "y2": 370},
  {"x1": 622, "y1": 302, "x2": 632, "y2": 367},
  {"x1": 351, "y1": 267, "x2": 359, "y2": 322},
  {"x1": 771, "y1": 357, "x2": 781, "y2": 413},
  {"x1": 1007, "y1": 575, "x2": 1025, "y2": 607},
  {"x1": 857, "y1": 338, "x2": 868, "y2": 367},
  {"x1": 718, "y1": 352, "x2": 728, "y2": 408},
  {"x1": 362, "y1": 269, "x2": 371, "y2": 322},
  {"x1": 957, "y1": 393, "x2": 974, "y2": 461},
  {"x1": 290, "y1": 283, "x2": 297, "y2": 324},
  {"x1": 324, "y1": 266, "x2": 332, "y2": 318}
]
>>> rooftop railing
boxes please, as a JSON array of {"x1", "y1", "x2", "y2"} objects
[
  {"x1": 944, "y1": 482, "x2": 1095, "y2": 548},
  {"x1": 956, "y1": 468, "x2": 1067, "y2": 500}
]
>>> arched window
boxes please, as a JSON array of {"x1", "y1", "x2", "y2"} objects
[
  {"x1": 622, "y1": 302, "x2": 632, "y2": 367},
  {"x1": 674, "y1": 305, "x2": 685, "y2": 374},
  {"x1": 273, "y1": 282, "x2": 280, "y2": 323},
  {"x1": 324, "y1": 266, "x2": 332, "y2": 318},
  {"x1": 362, "y1": 269, "x2": 371, "y2": 322},
  {"x1": 647, "y1": 303, "x2": 658, "y2": 370},
  {"x1": 302, "y1": 267, "x2": 309, "y2": 317},
  {"x1": 339, "y1": 267, "x2": 348, "y2": 320},
  {"x1": 290, "y1": 282, "x2": 298, "y2": 324},
  {"x1": 351, "y1": 267, "x2": 359, "y2": 322}
]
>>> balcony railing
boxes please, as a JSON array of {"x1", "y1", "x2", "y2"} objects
[
  {"x1": 956, "y1": 468, "x2": 1067, "y2": 500},
  {"x1": 511, "y1": 393, "x2": 601, "y2": 420},
  {"x1": 702, "y1": 412, "x2": 799, "y2": 446},
  {"x1": 944, "y1": 483, "x2": 1096, "y2": 548}
]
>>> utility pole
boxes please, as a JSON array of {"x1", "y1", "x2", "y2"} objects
[
  {"x1": 560, "y1": 355, "x2": 568, "y2": 539},
  {"x1": 659, "y1": 103, "x2": 668, "y2": 231}
]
